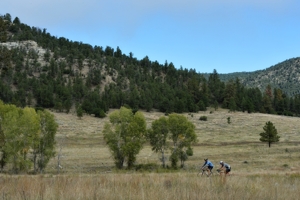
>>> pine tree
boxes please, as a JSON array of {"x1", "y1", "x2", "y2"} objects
[{"x1": 259, "y1": 121, "x2": 280, "y2": 148}]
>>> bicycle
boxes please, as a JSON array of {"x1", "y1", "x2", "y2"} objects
[
  {"x1": 216, "y1": 168, "x2": 229, "y2": 183},
  {"x1": 198, "y1": 166, "x2": 213, "y2": 177},
  {"x1": 216, "y1": 168, "x2": 225, "y2": 175}
]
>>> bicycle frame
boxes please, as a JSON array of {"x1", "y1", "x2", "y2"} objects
[{"x1": 198, "y1": 166, "x2": 213, "y2": 177}]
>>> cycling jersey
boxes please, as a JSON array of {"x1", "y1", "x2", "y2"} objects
[
  {"x1": 223, "y1": 163, "x2": 230, "y2": 169},
  {"x1": 203, "y1": 160, "x2": 214, "y2": 167}
]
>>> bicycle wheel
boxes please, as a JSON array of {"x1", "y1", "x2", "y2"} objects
[
  {"x1": 197, "y1": 169, "x2": 205, "y2": 176},
  {"x1": 201, "y1": 169, "x2": 211, "y2": 177}
]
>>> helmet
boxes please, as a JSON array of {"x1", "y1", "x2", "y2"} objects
[
  {"x1": 204, "y1": 158, "x2": 208, "y2": 161},
  {"x1": 220, "y1": 161, "x2": 223, "y2": 164}
]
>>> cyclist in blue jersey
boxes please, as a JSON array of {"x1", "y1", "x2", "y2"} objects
[{"x1": 201, "y1": 158, "x2": 214, "y2": 175}]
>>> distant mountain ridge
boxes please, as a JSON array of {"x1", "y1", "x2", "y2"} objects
[
  {"x1": 239, "y1": 58, "x2": 300, "y2": 97},
  {"x1": 203, "y1": 57, "x2": 300, "y2": 97}
]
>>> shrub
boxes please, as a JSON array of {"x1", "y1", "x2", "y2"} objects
[
  {"x1": 34, "y1": 107, "x2": 44, "y2": 112},
  {"x1": 199, "y1": 116, "x2": 207, "y2": 121},
  {"x1": 227, "y1": 117, "x2": 231, "y2": 124}
]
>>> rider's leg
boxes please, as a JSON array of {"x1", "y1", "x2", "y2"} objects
[
  {"x1": 226, "y1": 168, "x2": 230, "y2": 175},
  {"x1": 208, "y1": 166, "x2": 213, "y2": 176}
]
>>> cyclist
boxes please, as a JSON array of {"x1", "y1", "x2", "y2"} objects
[
  {"x1": 201, "y1": 158, "x2": 214, "y2": 175},
  {"x1": 219, "y1": 161, "x2": 231, "y2": 175}
]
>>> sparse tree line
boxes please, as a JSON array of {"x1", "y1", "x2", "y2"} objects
[
  {"x1": 0, "y1": 100, "x2": 57, "y2": 174},
  {"x1": 1, "y1": 13, "x2": 300, "y2": 118},
  {"x1": 0, "y1": 101, "x2": 281, "y2": 173},
  {"x1": 103, "y1": 107, "x2": 280, "y2": 170},
  {"x1": 103, "y1": 107, "x2": 197, "y2": 169}
]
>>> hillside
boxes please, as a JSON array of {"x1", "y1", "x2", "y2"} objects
[
  {"x1": 214, "y1": 58, "x2": 300, "y2": 97},
  {"x1": 240, "y1": 58, "x2": 300, "y2": 96},
  {"x1": 1, "y1": 14, "x2": 300, "y2": 118},
  {"x1": 2, "y1": 40, "x2": 299, "y2": 98}
]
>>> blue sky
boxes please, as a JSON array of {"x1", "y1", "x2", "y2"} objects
[{"x1": 1, "y1": 0, "x2": 300, "y2": 73}]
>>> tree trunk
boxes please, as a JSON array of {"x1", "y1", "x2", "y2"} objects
[
  {"x1": 33, "y1": 150, "x2": 37, "y2": 173},
  {"x1": 162, "y1": 149, "x2": 165, "y2": 168}
]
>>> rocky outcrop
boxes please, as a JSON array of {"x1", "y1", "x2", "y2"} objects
[{"x1": 0, "y1": 40, "x2": 47, "y2": 64}]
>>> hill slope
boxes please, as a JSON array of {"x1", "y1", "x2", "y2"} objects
[
  {"x1": 240, "y1": 58, "x2": 300, "y2": 96},
  {"x1": 214, "y1": 58, "x2": 300, "y2": 96},
  {"x1": 1, "y1": 14, "x2": 300, "y2": 117}
]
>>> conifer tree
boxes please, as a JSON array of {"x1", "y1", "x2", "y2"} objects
[{"x1": 259, "y1": 121, "x2": 280, "y2": 148}]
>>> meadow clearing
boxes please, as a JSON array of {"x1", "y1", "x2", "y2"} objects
[{"x1": 0, "y1": 108, "x2": 299, "y2": 199}]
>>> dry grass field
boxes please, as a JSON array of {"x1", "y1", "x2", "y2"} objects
[
  {"x1": 47, "y1": 108, "x2": 300, "y2": 175},
  {"x1": 1, "y1": 108, "x2": 300, "y2": 199}
]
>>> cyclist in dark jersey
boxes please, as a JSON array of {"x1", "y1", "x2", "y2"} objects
[{"x1": 219, "y1": 161, "x2": 231, "y2": 174}]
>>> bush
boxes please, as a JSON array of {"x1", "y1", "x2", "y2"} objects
[
  {"x1": 186, "y1": 147, "x2": 193, "y2": 156},
  {"x1": 199, "y1": 116, "x2": 207, "y2": 121},
  {"x1": 94, "y1": 108, "x2": 106, "y2": 118},
  {"x1": 227, "y1": 117, "x2": 231, "y2": 124},
  {"x1": 34, "y1": 107, "x2": 44, "y2": 112}
]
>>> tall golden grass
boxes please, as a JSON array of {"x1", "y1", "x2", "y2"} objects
[{"x1": 1, "y1": 173, "x2": 300, "y2": 199}]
